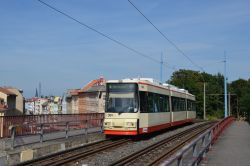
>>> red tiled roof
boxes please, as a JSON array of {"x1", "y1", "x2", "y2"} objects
[
  {"x1": 80, "y1": 77, "x2": 106, "y2": 92},
  {"x1": 0, "y1": 87, "x2": 16, "y2": 96}
]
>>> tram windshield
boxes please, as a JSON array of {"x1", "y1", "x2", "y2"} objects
[{"x1": 106, "y1": 83, "x2": 138, "y2": 113}]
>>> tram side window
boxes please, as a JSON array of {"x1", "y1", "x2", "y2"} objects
[
  {"x1": 165, "y1": 96, "x2": 170, "y2": 112},
  {"x1": 152, "y1": 93, "x2": 169, "y2": 112},
  {"x1": 147, "y1": 93, "x2": 154, "y2": 113},
  {"x1": 159, "y1": 95, "x2": 170, "y2": 112},
  {"x1": 187, "y1": 100, "x2": 196, "y2": 111},
  {"x1": 153, "y1": 94, "x2": 160, "y2": 112},
  {"x1": 140, "y1": 92, "x2": 170, "y2": 113},
  {"x1": 191, "y1": 102, "x2": 196, "y2": 111},
  {"x1": 140, "y1": 92, "x2": 147, "y2": 113},
  {"x1": 172, "y1": 97, "x2": 186, "y2": 111},
  {"x1": 159, "y1": 95, "x2": 164, "y2": 112},
  {"x1": 180, "y1": 98, "x2": 186, "y2": 111},
  {"x1": 187, "y1": 100, "x2": 192, "y2": 111},
  {"x1": 172, "y1": 97, "x2": 177, "y2": 111}
]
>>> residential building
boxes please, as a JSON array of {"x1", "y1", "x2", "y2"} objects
[
  {"x1": 0, "y1": 87, "x2": 24, "y2": 116},
  {"x1": 62, "y1": 89, "x2": 79, "y2": 114},
  {"x1": 5, "y1": 87, "x2": 24, "y2": 114},
  {"x1": 78, "y1": 85, "x2": 106, "y2": 113},
  {"x1": 48, "y1": 96, "x2": 62, "y2": 114},
  {"x1": 25, "y1": 97, "x2": 48, "y2": 115},
  {"x1": 63, "y1": 77, "x2": 106, "y2": 114}
]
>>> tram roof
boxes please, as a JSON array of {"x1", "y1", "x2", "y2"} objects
[{"x1": 107, "y1": 78, "x2": 194, "y2": 97}]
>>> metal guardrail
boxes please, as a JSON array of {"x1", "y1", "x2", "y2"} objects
[
  {"x1": 0, "y1": 113, "x2": 104, "y2": 138},
  {"x1": 8, "y1": 119, "x2": 102, "y2": 148},
  {"x1": 160, "y1": 116, "x2": 235, "y2": 166}
]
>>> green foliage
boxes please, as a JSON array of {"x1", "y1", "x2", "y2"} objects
[
  {"x1": 230, "y1": 79, "x2": 250, "y2": 119},
  {"x1": 168, "y1": 69, "x2": 250, "y2": 119}
]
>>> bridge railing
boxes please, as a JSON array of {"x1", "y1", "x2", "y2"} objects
[
  {"x1": 0, "y1": 113, "x2": 104, "y2": 138},
  {"x1": 160, "y1": 116, "x2": 235, "y2": 166}
]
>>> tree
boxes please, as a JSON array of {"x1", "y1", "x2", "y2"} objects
[
  {"x1": 169, "y1": 69, "x2": 250, "y2": 120},
  {"x1": 168, "y1": 69, "x2": 224, "y2": 119},
  {"x1": 230, "y1": 79, "x2": 250, "y2": 119}
]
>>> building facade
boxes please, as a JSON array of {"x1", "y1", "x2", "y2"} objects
[
  {"x1": 78, "y1": 85, "x2": 106, "y2": 113},
  {"x1": 0, "y1": 87, "x2": 24, "y2": 116},
  {"x1": 63, "y1": 77, "x2": 106, "y2": 114},
  {"x1": 25, "y1": 96, "x2": 62, "y2": 115}
]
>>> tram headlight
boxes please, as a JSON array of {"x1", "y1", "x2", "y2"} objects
[
  {"x1": 126, "y1": 122, "x2": 135, "y2": 127},
  {"x1": 104, "y1": 122, "x2": 111, "y2": 126}
]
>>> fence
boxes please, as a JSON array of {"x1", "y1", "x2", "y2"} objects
[
  {"x1": 0, "y1": 113, "x2": 104, "y2": 138},
  {"x1": 160, "y1": 116, "x2": 235, "y2": 166}
]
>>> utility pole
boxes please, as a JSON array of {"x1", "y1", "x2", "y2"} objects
[
  {"x1": 228, "y1": 92, "x2": 231, "y2": 116},
  {"x1": 160, "y1": 53, "x2": 163, "y2": 83},
  {"x1": 224, "y1": 52, "x2": 228, "y2": 118},
  {"x1": 203, "y1": 82, "x2": 206, "y2": 120},
  {"x1": 236, "y1": 96, "x2": 239, "y2": 119}
]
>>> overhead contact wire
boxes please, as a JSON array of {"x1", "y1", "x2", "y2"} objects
[
  {"x1": 128, "y1": 0, "x2": 205, "y2": 72},
  {"x1": 37, "y1": 0, "x2": 175, "y2": 70}
]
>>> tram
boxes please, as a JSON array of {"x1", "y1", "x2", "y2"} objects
[{"x1": 103, "y1": 78, "x2": 196, "y2": 135}]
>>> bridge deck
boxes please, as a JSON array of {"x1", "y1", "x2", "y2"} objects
[{"x1": 204, "y1": 121, "x2": 250, "y2": 166}]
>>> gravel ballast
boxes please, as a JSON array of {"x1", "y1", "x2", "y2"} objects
[{"x1": 75, "y1": 122, "x2": 206, "y2": 166}]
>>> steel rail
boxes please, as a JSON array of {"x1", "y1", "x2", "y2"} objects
[
  {"x1": 110, "y1": 122, "x2": 215, "y2": 166},
  {"x1": 16, "y1": 139, "x2": 110, "y2": 166},
  {"x1": 161, "y1": 116, "x2": 235, "y2": 166},
  {"x1": 147, "y1": 124, "x2": 214, "y2": 166},
  {"x1": 17, "y1": 138, "x2": 130, "y2": 166},
  {"x1": 49, "y1": 139, "x2": 130, "y2": 166}
]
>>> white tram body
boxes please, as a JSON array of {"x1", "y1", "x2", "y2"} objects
[{"x1": 103, "y1": 78, "x2": 196, "y2": 135}]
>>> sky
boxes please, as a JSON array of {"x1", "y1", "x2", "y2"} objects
[{"x1": 1, "y1": 0, "x2": 250, "y2": 97}]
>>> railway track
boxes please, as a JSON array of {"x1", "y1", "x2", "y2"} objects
[
  {"x1": 110, "y1": 121, "x2": 215, "y2": 166},
  {"x1": 17, "y1": 138, "x2": 131, "y2": 166},
  {"x1": 17, "y1": 122, "x2": 213, "y2": 166}
]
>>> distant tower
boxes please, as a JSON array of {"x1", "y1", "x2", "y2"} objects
[
  {"x1": 39, "y1": 82, "x2": 42, "y2": 97},
  {"x1": 35, "y1": 88, "x2": 38, "y2": 97}
]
